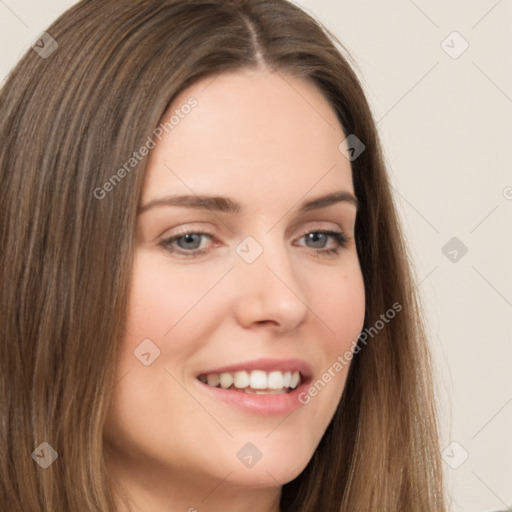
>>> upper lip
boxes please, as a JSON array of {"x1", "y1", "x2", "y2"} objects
[{"x1": 196, "y1": 358, "x2": 313, "y2": 379}]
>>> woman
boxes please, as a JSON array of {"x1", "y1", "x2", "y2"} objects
[{"x1": 0, "y1": 0, "x2": 447, "y2": 510}]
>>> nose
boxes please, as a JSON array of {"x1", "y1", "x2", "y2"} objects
[{"x1": 230, "y1": 235, "x2": 309, "y2": 333}]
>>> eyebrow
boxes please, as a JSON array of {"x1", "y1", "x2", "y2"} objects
[{"x1": 138, "y1": 190, "x2": 358, "y2": 215}]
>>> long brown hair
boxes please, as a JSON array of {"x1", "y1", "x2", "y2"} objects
[{"x1": 0, "y1": 0, "x2": 446, "y2": 510}]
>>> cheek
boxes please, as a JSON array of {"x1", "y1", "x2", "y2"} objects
[
  {"x1": 299, "y1": 263, "x2": 365, "y2": 411},
  {"x1": 309, "y1": 262, "x2": 366, "y2": 351},
  {"x1": 124, "y1": 254, "x2": 228, "y2": 350}
]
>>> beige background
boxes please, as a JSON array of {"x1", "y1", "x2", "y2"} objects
[{"x1": 1, "y1": 1, "x2": 511, "y2": 510}]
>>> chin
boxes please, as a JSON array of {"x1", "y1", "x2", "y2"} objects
[
  {"x1": 219, "y1": 454, "x2": 310, "y2": 489},
  {"x1": 210, "y1": 429, "x2": 316, "y2": 488}
]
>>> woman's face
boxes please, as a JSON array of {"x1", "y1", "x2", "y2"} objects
[{"x1": 103, "y1": 68, "x2": 365, "y2": 502}]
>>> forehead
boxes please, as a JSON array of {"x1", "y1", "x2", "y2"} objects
[{"x1": 142, "y1": 68, "x2": 354, "y2": 206}]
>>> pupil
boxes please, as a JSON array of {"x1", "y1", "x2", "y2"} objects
[
  {"x1": 308, "y1": 233, "x2": 326, "y2": 248},
  {"x1": 180, "y1": 234, "x2": 201, "y2": 249}
]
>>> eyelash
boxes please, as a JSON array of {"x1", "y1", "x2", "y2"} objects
[{"x1": 159, "y1": 228, "x2": 350, "y2": 258}]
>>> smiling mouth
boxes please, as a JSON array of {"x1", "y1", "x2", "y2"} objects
[{"x1": 197, "y1": 369, "x2": 302, "y2": 395}]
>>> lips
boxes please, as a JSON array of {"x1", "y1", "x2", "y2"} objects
[{"x1": 195, "y1": 358, "x2": 313, "y2": 415}]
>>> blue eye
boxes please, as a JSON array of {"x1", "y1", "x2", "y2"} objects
[
  {"x1": 160, "y1": 230, "x2": 213, "y2": 257},
  {"x1": 160, "y1": 229, "x2": 349, "y2": 257},
  {"x1": 296, "y1": 230, "x2": 349, "y2": 256}
]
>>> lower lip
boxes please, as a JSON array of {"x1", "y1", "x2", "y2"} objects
[{"x1": 195, "y1": 379, "x2": 310, "y2": 416}]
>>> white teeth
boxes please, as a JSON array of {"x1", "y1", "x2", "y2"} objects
[
  {"x1": 290, "y1": 371, "x2": 300, "y2": 389},
  {"x1": 219, "y1": 373, "x2": 233, "y2": 389},
  {"x1": 267, "y1": 371, "x2": 284, "y2": 390},
  {"x1": 249, "y1": 370, "x2": 267, "y2": 390},
  {"x1": 199, "y1": 369, "x2": 303, "y2": 392},
  {"x1": 234, "y1": 370, "x2": 249, "y2": 388}
]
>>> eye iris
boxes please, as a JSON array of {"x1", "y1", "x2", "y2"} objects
[
  {"x1": 178, "y1": 233, "x2": 202, "y2": 250},
  {"x1": 306, "y1": 232, "x2": 327, "y2": 248}
]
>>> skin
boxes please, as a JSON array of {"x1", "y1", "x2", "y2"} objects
[{"x1": 103, "y1": 66, "x2": 366, "y2": 512}]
